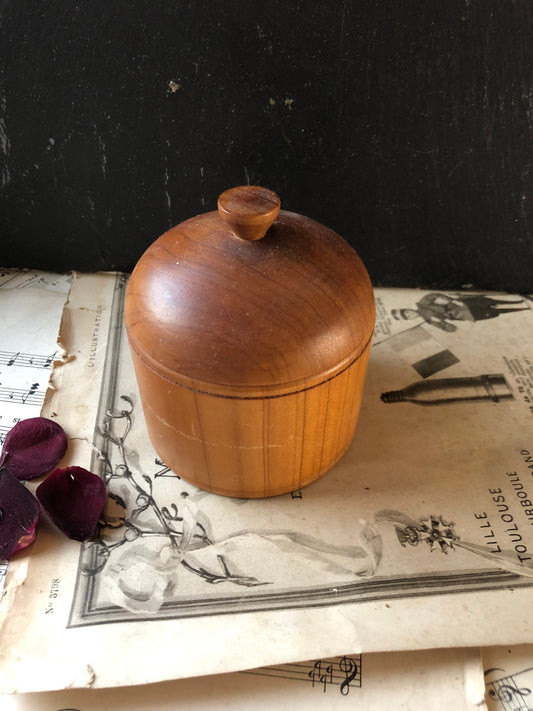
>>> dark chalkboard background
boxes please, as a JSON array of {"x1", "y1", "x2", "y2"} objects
[{"x1": 1, "y1": 1, "x2": 532, "y2": 290}]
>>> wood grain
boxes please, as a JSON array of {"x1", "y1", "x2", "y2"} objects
[
  {"x1": 125, "y1": 187, "x2": 375, "y2": 497},
  {"x1": 129, "y1": 341, "x2": 371, "y2": 497},
  {"x1": 217, "y1": 185, "x2": 280, "y2": 241}
]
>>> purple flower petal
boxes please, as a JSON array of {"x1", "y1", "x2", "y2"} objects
[
  {"x1": 0, "y1": 417, "x2": 68, "y2": 481},
  {"x1": 36, "y1": 466, "x2": 106, "y2": 541},
  {"x1": 0, "y1": 470, "x2": 42, "y2": 559}
]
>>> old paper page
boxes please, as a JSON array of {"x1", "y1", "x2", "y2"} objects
[
  {"x1": 0, "y1": 268, "x2": 72, "y2": 434},
  {"x1": 1, "y1": 273, "x2": 532, "y2": 692},
  {"x1": 1, "y1": 648, "x2": 485, "y2": 710},
  {"x1": 0, "y1": 269, "x2": 72, "y2": 592},
  {"x1": 483, "y1": 645, "x2": 533, "y2": 710}
]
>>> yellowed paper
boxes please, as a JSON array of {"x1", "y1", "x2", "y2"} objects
[
  {"x1": 1, "y1": 648, "x2": 485, "y2": 710},
  {"x1": 1, "y1": 273, "x2": 532, "y2": 692},
  {"x1": 483, "y1": 644, "x2": 533, "y2": 710},
  {"x1": 0, "y1": 269, "x2": 71, "y2": 594}
]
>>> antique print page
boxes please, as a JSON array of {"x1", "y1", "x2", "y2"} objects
[
  {"x1": 1, "y1": 648, "x2": 486, "y2": 710},
  {"x1": 0, "y1": 270, "x2": 72, "y2": 595},
  {"x1": 483, "y1": 644, "x2": 533, "y2": 711},
  {"x1": 0, "y1": 272, "x2": 532, "y2": 692}
]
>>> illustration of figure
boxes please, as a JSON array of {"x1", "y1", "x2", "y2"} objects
[{"x1": 392, "y1": 293, "x2": 530, "y2": 332}]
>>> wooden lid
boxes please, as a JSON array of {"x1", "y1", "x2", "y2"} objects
[{"x1": 125, "y1": 186, "x2": 375, "y2": 397}]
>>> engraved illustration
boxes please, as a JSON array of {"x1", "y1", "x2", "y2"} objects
[
  {"x1": 68, "y1": 277, "x2": 533, "y2": 627},
  {"x1": 381, "y1": 328, "x2": 459, "y2": 378},
  {"x1": 392, "y1": 293, "x2": 531, "y2": 332},
  {"x1": 380, "y1": 373, "x2": 514, "y2": 405},
  {"x1": 377, "y1": 510, "x2": 533, "y2": 579},
  {"x1": 76, "y1": 395, "x2": 382, "y2": 616},
  {"x1": 71, "y1": 398, "x2": 533, "y2": 625},
  {"x1": 376, "y1": 291, "x2": 531, "y2": 378}
]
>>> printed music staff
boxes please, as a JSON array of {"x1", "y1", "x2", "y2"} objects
[
  {"x1": 0, "y1": 351, "x2": 55, "y2": 370},
  {"x1": 0, "y1": 384, "x2": 44, "y2": 407}
]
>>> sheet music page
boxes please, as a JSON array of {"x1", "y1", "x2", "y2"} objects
[
  {"x1": 1, "y1": 271, "x2": 532, "y2": 693},
  {"x1": 1, "y1": 648, "x2": 485, "y2": 710},
  {"x1": 0, "y1": 268, "x2": 72, "y2": 432},
  {"x1": 483, "y1": 645, "x2": 533, "y2": 711},
  {"x1": 0, "y1": 269, "x2": 72, "y2": 594}
]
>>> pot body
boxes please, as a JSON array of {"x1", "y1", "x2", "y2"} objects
[
  {"x1": 125, "y1": 186, "x2": 375, "y2": 498},
  {"x1": 128, "y1": 338, "x2": 371, "y2": 497}
]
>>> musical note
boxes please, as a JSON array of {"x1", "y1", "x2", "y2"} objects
[
  {"x1": 488, "y1": 682, "x2": 531, "y2": 704},
  {"x1": 0, "y1": 350, "x2": 56, "y2": 369},
  {"x1": 308, "y1": 660, "x2": 321, "y2": 687},
  {"x1": 339, "y1": 655, "x2": 359, "y2": 696},
  {"x1": 321, "y1": 663, "x2": 334, "y2": 692},
  {"x1": 0, "y1": 385, "x2": 45, "y2": 406},
  {"x1": 6, "y1": 352, "x2": 20, "y2": 366},
  {"x1": 485, "y1": 666, "x2": 533, "y2": 710},
  {"x1": 245, "y1": 654, "x2": 362, "y2": 695},
  {"x1": 308, "y1": 660, "x2": 334, "y2": 692},
  {"x1": 22, "y1": 383, "x2": 39, "y2": 404}
]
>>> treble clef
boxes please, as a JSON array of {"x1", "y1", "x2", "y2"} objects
[
  {"x1": 488, "y1": 683, "x2": 531, "y2": 703},
  {"x1": 339, "y1": 655, "x2": 358, "y2": 695}
]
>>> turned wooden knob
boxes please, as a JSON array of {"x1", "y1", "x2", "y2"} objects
[{"x1": 217, "y1": 185, "x2": 281, "y2": 241}]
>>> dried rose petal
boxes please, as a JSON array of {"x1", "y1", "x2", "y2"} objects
[
  {"x1": 0, "y1": 417, "x2": 68, "y2": 481},
  {"x1": 36, "y1": 466, "x2": 106, "y2": 541},
  {"x1": 0, "y1": 470, "x2": 42, "y2": 559}
]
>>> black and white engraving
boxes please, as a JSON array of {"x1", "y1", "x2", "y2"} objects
[{"x1": 68, "y1": 279, "x2": 533, "y2": 627}]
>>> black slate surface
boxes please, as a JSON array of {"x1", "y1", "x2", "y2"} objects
[{"x1": 0, "y1": 1, "x2": 532, "y2": 291}]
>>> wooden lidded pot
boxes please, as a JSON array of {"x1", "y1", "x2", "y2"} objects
[{"x1": 124, "y1": 186, "x2": 375, "y2": 498}]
